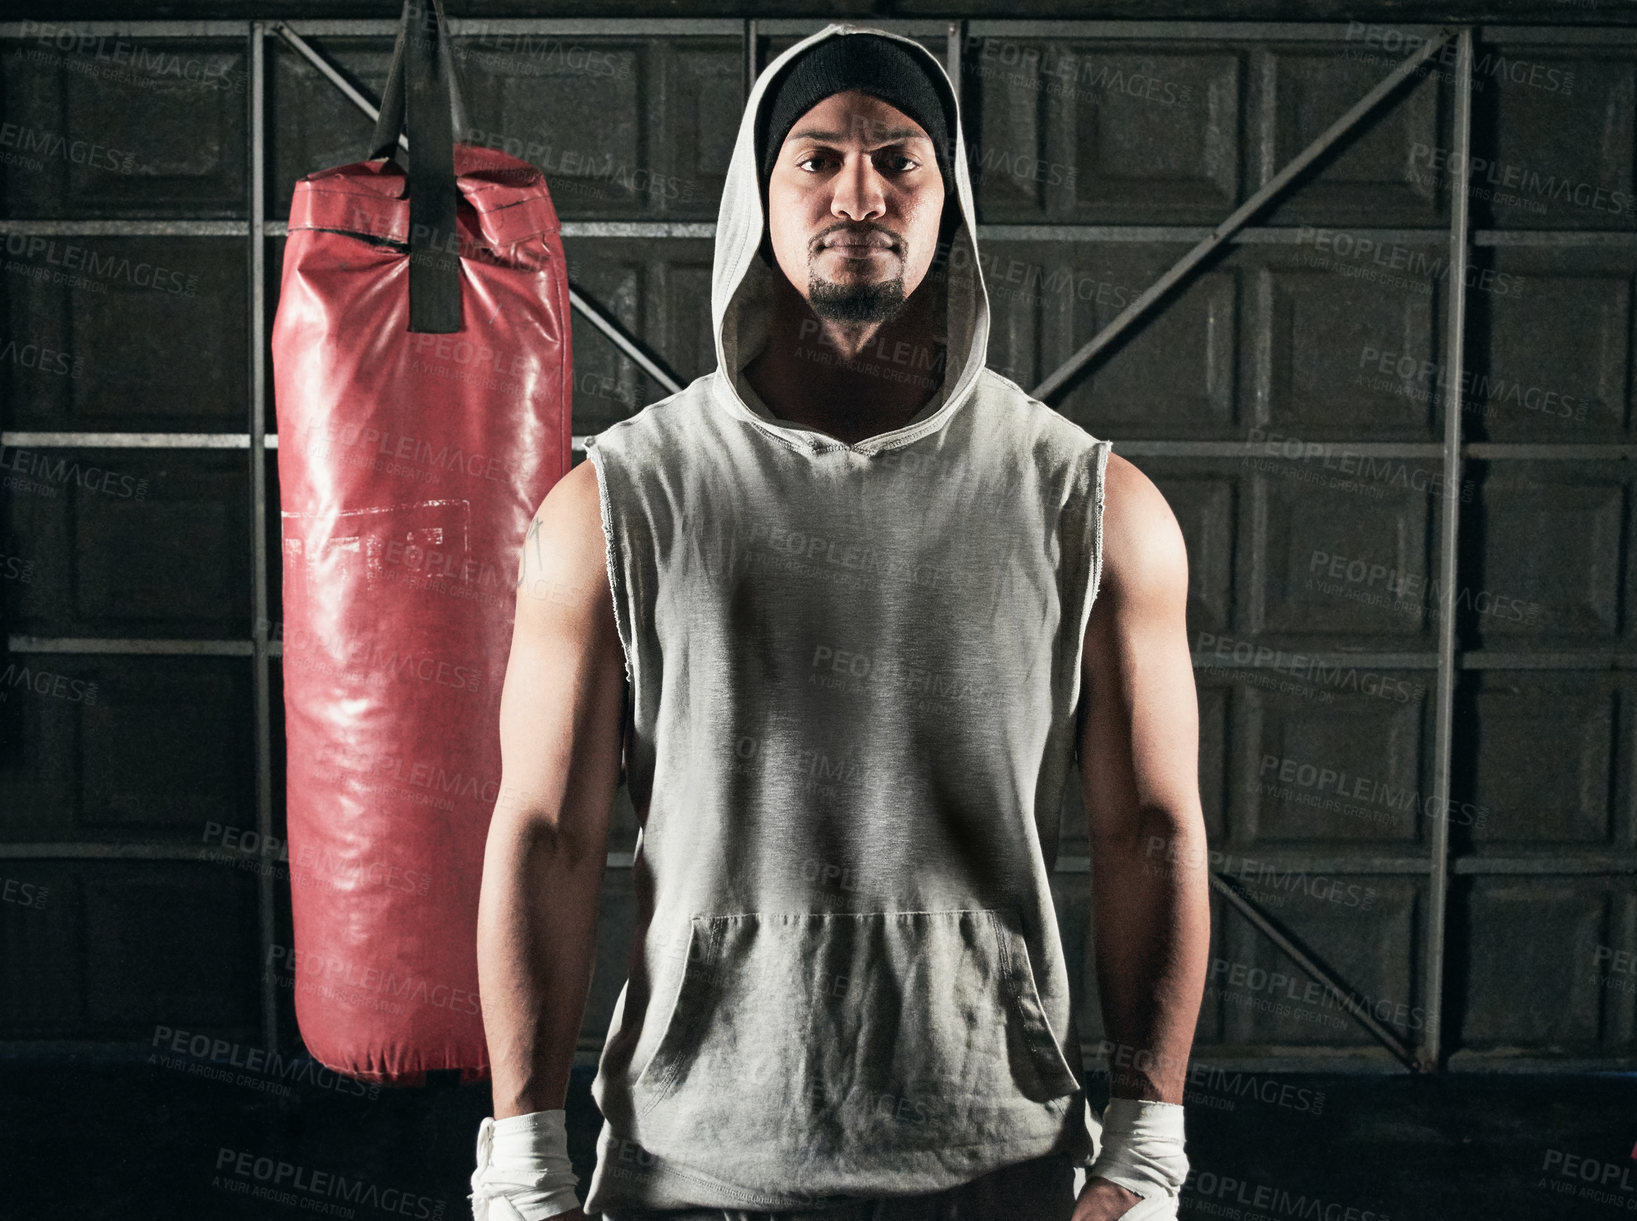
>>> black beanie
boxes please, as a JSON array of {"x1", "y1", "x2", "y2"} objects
[{"x1": 756, "y1": 33, "x2": 955, "y2": 192}]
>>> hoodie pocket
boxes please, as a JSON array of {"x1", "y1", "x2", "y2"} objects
[{"x1": 630, "y1": 909, "x2": 1081, "y2": 1157}]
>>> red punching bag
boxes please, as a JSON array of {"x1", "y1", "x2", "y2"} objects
[{"x1": 271, "y1": 0, "x2": 572, "y2": 1084}]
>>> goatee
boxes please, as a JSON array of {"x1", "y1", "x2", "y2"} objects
[{"x1": 807, "y1": 274, "x2": 907, "y2": 325}]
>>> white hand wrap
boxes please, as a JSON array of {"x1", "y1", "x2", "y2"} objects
[
  {"x1": 469, "y1": 1110, "x2": 581, "y2": 1220},
  {"x1": 1087, "y1": 1098, "x2": 1188, "y2": 1220}
]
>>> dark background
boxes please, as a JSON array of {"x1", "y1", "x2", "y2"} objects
[{"x1": 1, "y1": 5, "x2": 1634, "y2": 1219}]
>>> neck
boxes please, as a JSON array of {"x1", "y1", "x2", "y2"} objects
[{"x1": 743, "y1": 265, "x2": 947, "y2": 447}]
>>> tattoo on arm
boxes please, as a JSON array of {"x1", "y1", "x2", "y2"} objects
[{"x1": 517, "y1": 515, "x2": 546, "y2": 589}]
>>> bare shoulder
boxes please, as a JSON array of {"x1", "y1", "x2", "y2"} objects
[
  {"x1": 515, "y1": 459, "x2": 612, "y2": 622},
  {"x1": 1096, "y1": 450, "x2": 1188, "y2": 608},
  {"x1": 540, "y1": 457, "x2": 605, "y2": 537}
]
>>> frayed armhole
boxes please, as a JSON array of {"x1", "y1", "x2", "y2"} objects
[
  {"x1": 585, "y1": 441, "x2": 634, "y2": 688},
  {"x1": 1088, "y1": 439, "x2": 1111, "y2": 611}
]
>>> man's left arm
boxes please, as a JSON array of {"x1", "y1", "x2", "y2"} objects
[{"x1": 1073, "y1": 452, "x2": 1211, "y2": 1220}]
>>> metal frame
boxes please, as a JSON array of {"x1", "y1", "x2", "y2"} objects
[
  {"x1": 1030, "y1": 28, "x2": 1456, "y2": 401},
  {"x1": 247, "y1": 20, "x2": 279, "y2": 1054},
  {"x1": 1020, "y1": 27, "x2": 1477, "y2": 1069},
  {"x1": 1, "y1": 17, "x2": 1631, "y2": 1071}
]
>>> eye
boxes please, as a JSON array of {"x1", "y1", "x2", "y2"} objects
[
  {"x1": 878, "y1": 152, "x2": 919, "y2": 173},
  {"x1": 796, "y1": 152, "x2": 838, "y2": 172}
]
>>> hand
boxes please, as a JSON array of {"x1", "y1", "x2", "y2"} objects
[{"x1": 1071, "y1": 1175, "x2": 1146, "y2": 1221}]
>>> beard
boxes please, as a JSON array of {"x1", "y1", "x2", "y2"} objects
[{"x1": 806, "y1": 269, "x2": 907, "y2": 325}]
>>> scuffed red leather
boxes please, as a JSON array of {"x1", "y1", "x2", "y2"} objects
[{"x1": 271, "y1": 144, "x2": 571, "y2": 1085}]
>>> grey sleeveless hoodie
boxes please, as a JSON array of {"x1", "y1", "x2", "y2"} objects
[{"x1": 581, "y1": 22, "x2": 1113, "y2": 1214}]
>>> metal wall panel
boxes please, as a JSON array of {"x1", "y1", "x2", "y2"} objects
[
  {"x1": 972, "y1": 40, "x2": 1245, "y2": 223},
  {"x1": 1466, "y1": 673, "x2": 1630, "y2": 848},
  {"x1": 1459, "y1": 878, "x2": 1612, "y2": 1049},
  {"x1": 3, "y1": 16, "x2": 1635, "y2": 1073},
  {"x1": 1481, "y1": 250, "x2": 1635, "y2": 443},
  {"x1": 2, "y1": 239, "x2": 249, "y2": 431},
  {"x1": 1236, "y1": 680, "x2": 1434, "y2": 846},
  {"x1": 1481, "y1": 45, "x2": 1635, "y2": 232},
  {"x1": 0, "y1": 656, "x2": 255, "y2": 840},
  {"x1": 0, "y1": 862, "x2": 260, "y2": 1039},
  {"x1": 2, "y1": 450, "x2": 249, "y2": 637},
  {"x1": 1259, "y1": 42, "x2": 1448, "y2": 228},
  {"x1": 0, "y1": 40, "x2": 248, "y2": 219},
  {"x1": 1474, "y1": 467, "x2": 1629, "y2": 644},
  {"x1": 559, "y1": 239, "x2": 716, "y2": 435},
  {"x1": 1217, "y1": 877, "x2": 1422, "y2": 1047}
]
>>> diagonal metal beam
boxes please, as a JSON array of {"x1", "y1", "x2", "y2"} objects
[
  {"x1": 1032, "y1": 27, "x2": 1459, "y2": 1070},
  {"x1": 1210, "y1": 872, "x2": 1422, "y2": 1071},
  {"x1": 1031, "y1": 25, "x2": 1456, "y2": 403},
  {"x1": 269, "y1": 20, "x2": 683, "y2": 397},
  {"x1": 566, "y1": 286, "x2": 684, "y2": 394}
]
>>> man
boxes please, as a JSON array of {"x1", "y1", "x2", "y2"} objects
[{"x1": 470, "y1": 23, "x2": 1210, "y2": 1221}]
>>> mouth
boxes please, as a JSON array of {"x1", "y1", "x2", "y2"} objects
[{"x1": 819, "y1": 232, "x2": 897, "y2": 257}]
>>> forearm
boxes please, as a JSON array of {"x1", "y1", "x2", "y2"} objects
[
  {"x1": 1089, "y1": 805, "x2": 1210, "y2": 1103},
  {"x1": 477, "y1": 814, "x2": 607, "y2": 1118}
]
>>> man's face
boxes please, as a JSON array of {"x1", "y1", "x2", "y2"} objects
[{"x1": 766, "y1": 90, "x2": 945, "y2": 325}]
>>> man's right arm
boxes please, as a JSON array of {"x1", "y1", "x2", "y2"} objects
[{"x1": 478, "y1": 459, "x2": 627, "y2": 1119}]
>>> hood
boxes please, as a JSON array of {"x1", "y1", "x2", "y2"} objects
[{"x1": 710, "y1": 22, "x2": 991, "y2": 455}]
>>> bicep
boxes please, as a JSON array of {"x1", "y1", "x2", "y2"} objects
[
  {"x1": 493, "y1": 460, "x2": 626, "y2": 852},
  {"x1": 1078, "y1": 457, "x2": 1200, "y2": 846}
]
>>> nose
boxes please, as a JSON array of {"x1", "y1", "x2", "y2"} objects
[{"x1": 829, "y1": 152, "x2": 887, "y2": 223}]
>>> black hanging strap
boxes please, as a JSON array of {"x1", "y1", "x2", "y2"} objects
[{"x1": 369, "y1": 0, "x2": 464, "y2": 333}]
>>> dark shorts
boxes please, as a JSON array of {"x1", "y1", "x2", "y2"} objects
[{"x1": 596, "y1": 1151, "x2": 1079, "y2": 1221}]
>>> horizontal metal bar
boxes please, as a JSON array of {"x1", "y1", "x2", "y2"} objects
[
  {"x1": 562, "y1": 222, "x2": 716, "y2": 240},
  {"x1": 1442, "y1": 1052, "x2": 1637, "y2": 1072},
  {"x1": 276, "y1": 19, "x2": 745, "y2": 37},
  {"x1": 1463, "y1": 444, "x2": 1637, "y2": 460},
  {"x1": 0, "y1": 844, "x2": 629, "y2": 868},
  {"x1": 8, "y1": 433, "x2": 1635, "y2": 460},
  {"x1": 979, "y1": 225, "x2": 1453, "y2": 245},
  {"x1": 1474, "y1": 230, "x2": 1637, "y2": 247},
  {"x1": 7, "y1": 843, "x2": 1633, "y2": 876},
  {"x1": 37, "y1": 19, "x2": 1631, "y2": 45},
  {"x1": 1460, "y1": 652, "x2": 1637, "y2": 670},
  {"x1": 1480, "y1": 25, "x2": 1637, "y2": 43},
  {"x1": 1451, "y1": 855, "x2": 1637, "y2": 874},
  {"x1": 0, "y1": 843, "x2": 260, "y2": 861},
  {"x1": 1191, "y1": 651, "x2": 1437, "y2": 670},
  {"x1": 1098, "y1": 1051, "x2": 1406, "y2": 1072},
  {"x1": 20, "y1": 642, "x2": 1634, "y2": 669},
  {"x1": 982, "y1": 224, "x2": 1206, "y2": 244},
  {"x1": 0, "y1": 1041, "x2": 1426, "y2": 1073},
  {"x1": 0, "y1": 21, "x2": 250, "y2": 37},
  {"x1": 1, "y1": 431, "x2": 248, "y2": 449},
  {"x1": 346, "y1": 437, "x2": 1637, "y2": 461},
  {"x1": 1059, "y1": 854, "x2": 1431, "y2": 874},
  {"x1": 0, "y1": 220, "x2": 247, "y2": 236},
  {"x1": 7, "y1": 19, "x2": 1628, "y2": 47},
  {"x1": 260, "y1": 220, "x2": 718, "y2": 239},
  {"x1": 1116, "y1": 441, "x2": 1446, "y2": 458},
  {"x1": 964, "y1": 20, "x2": 1454, "y2": 39},
  {"x1": 6, "y1": 637, "x2": 253, "y2": 656},
  {"x1": 6, "y1": 217, "x2": 1629, "y2": 249},
  {"x1": 750, "y1": 19, "x2": 954, "y2": 36}
]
